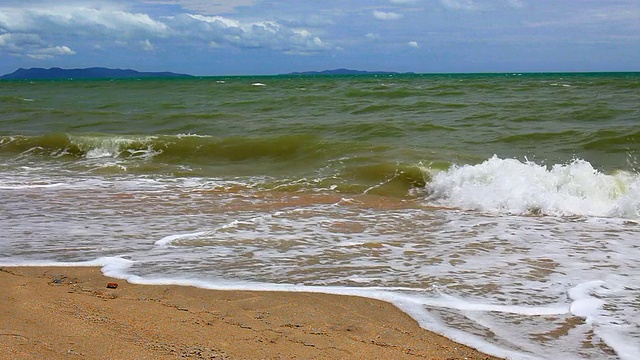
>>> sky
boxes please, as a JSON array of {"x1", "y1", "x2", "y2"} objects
[{"x1": 0, "y1": 0, "x2": 638, "y2": 75}]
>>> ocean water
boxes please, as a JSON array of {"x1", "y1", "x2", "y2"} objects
[{"x1": 1, "y1": 73, "x2": 639, "y2": 359}]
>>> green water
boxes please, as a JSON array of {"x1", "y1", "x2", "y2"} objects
[{"x1": 1, "y1": 73, "x2": 639, "y2": 193}]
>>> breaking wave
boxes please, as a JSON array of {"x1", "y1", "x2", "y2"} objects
[{"x1": 427, "y1": 156, "x2": 640, "y2": 219}]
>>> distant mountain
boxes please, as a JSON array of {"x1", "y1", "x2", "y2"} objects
[
  {"x1": 1, "y1": 67, "x2": 193, "y2": 80},
  {"x1": 287, "y1": 68, "x2": 408, "y2": 76}
]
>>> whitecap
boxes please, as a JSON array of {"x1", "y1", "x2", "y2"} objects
[{"x1": 428, "y1": 156, "x2": 640, "y2": 219}]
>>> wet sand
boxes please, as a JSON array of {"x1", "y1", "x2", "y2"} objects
[{"x1": 1, "y1": 266, "x2": 502, "y2": 359}]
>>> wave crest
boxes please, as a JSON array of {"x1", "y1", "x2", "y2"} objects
[{"x1": 427, "y1": 156, "x2": 640, "y2": 219}]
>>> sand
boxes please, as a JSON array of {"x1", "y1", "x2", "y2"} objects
[{"x1": 1, "y1": 266, "x2": 503, "y2": 359}]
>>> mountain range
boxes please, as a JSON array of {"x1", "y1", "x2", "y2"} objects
[
  {"x1": 0, "y1": 67, "x2": 193, "y2": 80},
  {"x1": 1, "y1": 67, "x2": 412, "y2": 79}
]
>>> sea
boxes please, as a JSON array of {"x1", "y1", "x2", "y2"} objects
[{"x1": 1, "y1": 73, "x2": 639, "y2": 359}]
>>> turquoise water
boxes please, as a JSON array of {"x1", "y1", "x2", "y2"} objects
[{"x1": 1, "y1": 73, "x2": 639, "y2": 359}]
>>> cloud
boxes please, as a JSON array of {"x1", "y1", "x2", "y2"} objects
[
  {"x1": 140, "y1": 39, "x2": 154, "y2": 51},
  {"x1": 0, "y1": 5, "x2": 171, "y2": 40},
  {"x1": 0, "y1": 32, "x2": 75, "y2": 59},
  {"x1": 181, "y1": 14, "x2": 333, "y2": 52},
  {"x1": 373, "y1": 10, "x2": 403, "y2": 20},
  {"x1": 143, "y1": 0, "x2": 259, "y2": 14},
  {"x1": 439, "y1": 0, "x2": 479, "y2": 11},
  {"x1": 365, "y1": 33, "x2": 380, "y2": 40},
  {"x1": 437, "y1": 0, "x2": 524, "y2": 11},
  {"x1": 0, "y1": 4, "x2": 333, "y2": 59},
  {"x1": 408, "y1": 41, "x2": 419, "y2": 48},
  {"x1": 26, "y1": 45, "x2": 75, "y2": 59}
]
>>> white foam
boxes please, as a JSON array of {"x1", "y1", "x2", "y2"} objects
[
  {"x1": 154, "y1": 215, "x2": 278, "y2": 247},
  {"x1": 91, "y1": 162, "x2": 127, "y2": 171},
  {"x1": 428, "y1": 292, "x2": 569, "y2": 316},
  {"x1": 596, "y1": 329, "x2": 640, "y2": 360},
  {"x1": 568, "y1": 280, "x2": 605, "y2": 324},
  {"x1": 0, "y1": 257, "x2": 133, "y2": 270},
  {"x1": 154, "y1": 231, "x2": 210, "y2": 246},
  {"x1": 567, "y1": 280, "x2": 640, "y2": 360},
  {"x1": 0, "y1": 182, "x2": 67, "y2": 190},
  {"x1": 428, "y1": 156, "x2": 640, "y2": 219},
  {"x1": 175, "y1": 133, "x2": 212, "y2": 138},
  {"x1": 71, "y1": 136, "x2": 123, "y2": 159},
  {"x1": 70, "y1": 135, "x2": 160, "y2": 160},
  {"x1": 252, "y1": 82, "x2": 266, "y2": 86},
  {"x1": 86, "y1": 148, "x2": 115, "y2": 158}
]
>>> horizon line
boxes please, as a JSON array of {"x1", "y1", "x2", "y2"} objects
[{"x1": 2, "y1": 67, "x2": 640, "y2": 78}]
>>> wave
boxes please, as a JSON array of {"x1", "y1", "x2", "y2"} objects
[
  {"x1": 0, "y1": 133, "x2": 433, "y2": 196},
  {"x1": 427, "y1": 156, "x2": 640, "y2": 219},
  {"x1": 334, "y1": 162, "x2": 430, "y2": 197},
  {"x1": 492, "y1": 130, "x2": 583, "y2": 144},
  {"x1": 0, "y1": 133, "x2": 159, "y2": 159},
  {"x1": 3, "y1": 133, "x2": 640, "y2": 218},
  {"x1": 0, "y1": 133, "x2": 334, "y2": 162},
  {"x1": 581, "y1": 129, "x2": 640, "y2": 153}
]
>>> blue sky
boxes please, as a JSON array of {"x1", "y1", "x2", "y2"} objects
[{"x1": 1, "y1": 0, "x2": 638, "y2": 75}]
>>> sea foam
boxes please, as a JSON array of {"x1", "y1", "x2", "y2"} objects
[{"x1": 428, "y1": 156, "x2": 640, "y2": 219}]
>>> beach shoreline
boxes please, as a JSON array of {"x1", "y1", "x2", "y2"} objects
[{"x1": 1, "y1": 266, "x2": 502, "y2": 359}]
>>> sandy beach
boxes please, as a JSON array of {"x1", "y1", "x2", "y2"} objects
[{"x1": 1, "y1": 266, "x2": 502, "y2": 359}]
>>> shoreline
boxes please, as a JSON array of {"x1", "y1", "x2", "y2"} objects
[{"x1": 1, "y1": 266, "x2": 503, "y2": 359}]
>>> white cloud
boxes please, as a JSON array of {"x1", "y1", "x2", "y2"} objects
[
  {"x1": 408, "y1": 41, "x2": 419, "y2": 48},
  {"x1": 143, "y1": 0, "x2": 259, "y2": 14},
  {"x1": 187, "y1": 14, "x2": 240, "y2": 28},
  {"x1": 176, "y1": 14, "x2": 333, "y2": 52},
  {"x1": 0, "y1": 6, "x2": 170, "y2": 38},
  {"x1": 0, "y1": 33, "x2": 33, "y2": 50},
  {"x1": 439, "y1": 0, "x2": 479, "y2": 11},
  {"x1": 0, "y1": 4, "x2": 333, "y2": 59},
  {"x1": 26, "y1": 45, "x2": 75, "y2": 59},
  {"x1": 0, "y1": 32, "x2": 75, "y2": 59},
  {"x1": 373, "y1": 10, "x2": 403, "y2": 20},
  {"x1": 140, "y1": 39, "x2": 154, "y2": 51},
  {"x1": 0, "y1": 5, "x2": 169, "y2": 58},
  {"x1": 366, "y1": 33, "x2": 380, "y2": 40}
]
